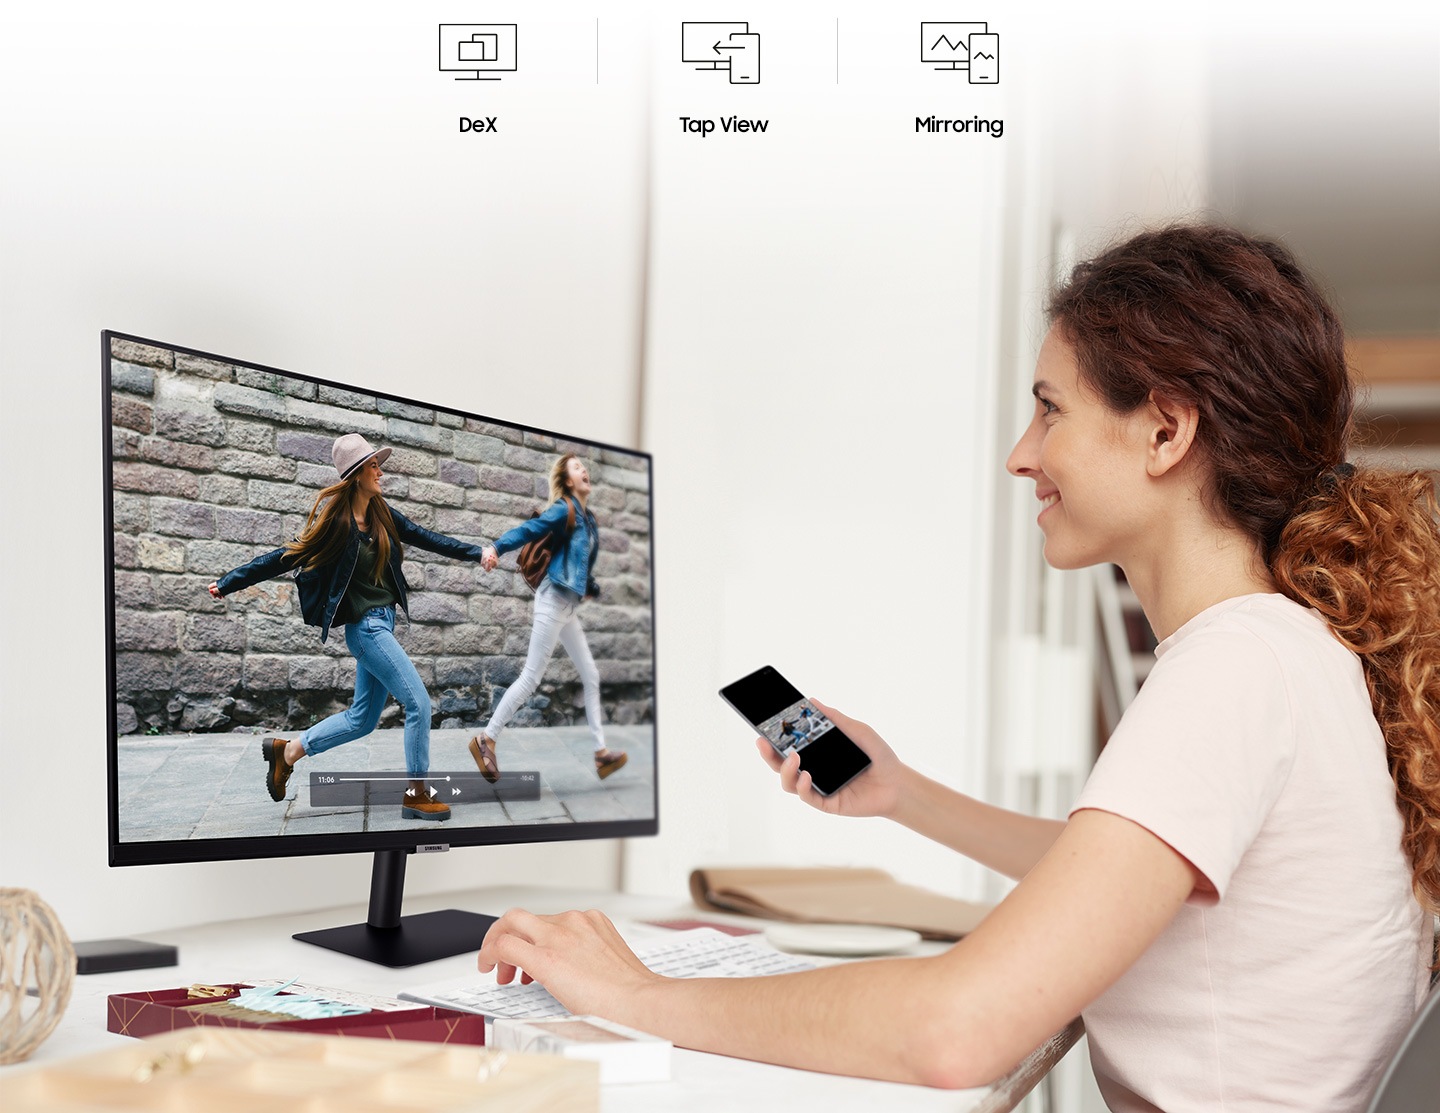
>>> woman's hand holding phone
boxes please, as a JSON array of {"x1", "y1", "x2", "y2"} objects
[{"x1": 755, "y1": 700, "x2": 905, "y2": 819}]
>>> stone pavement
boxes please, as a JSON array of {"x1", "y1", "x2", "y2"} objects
[{"x1": 116, "y1": 725, "x2": 655, "y2": 843}]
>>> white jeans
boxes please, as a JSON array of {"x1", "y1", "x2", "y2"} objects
[{"x1": 485, "y1": 579, "x2": 605, "y2": 751}]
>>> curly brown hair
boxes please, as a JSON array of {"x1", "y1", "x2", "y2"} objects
[{"x1": 1049, "y1": 223, "x2": 1440, "y2": 915}]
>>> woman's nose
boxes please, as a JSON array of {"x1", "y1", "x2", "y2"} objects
[{"x1": 1006, "y1": 420, "x2": 1041, "y2": 478}]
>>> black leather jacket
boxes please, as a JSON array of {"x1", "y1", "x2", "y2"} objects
[{"x1": 216, "y1": 508, "x2": 486, "y2": 643}]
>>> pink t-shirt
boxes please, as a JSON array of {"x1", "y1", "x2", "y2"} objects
[{"x1": 1071, "y1": 593, "x2": 1431, "y2": 1112}]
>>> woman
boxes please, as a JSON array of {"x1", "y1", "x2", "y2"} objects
[
  {"x1": 779, "y1": 719, "x2": 808, "y2": 751},
  {"x1": 470, "y1": 453, "x2": 627, "y2": 783},
  {"x1": 208, "y1": 433, "x2": 490, "y2": 823},
  {"x1": 474, "y1": 226, "x2": 1440, "y2": 1108}
]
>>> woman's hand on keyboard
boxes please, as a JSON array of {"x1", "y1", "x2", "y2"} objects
[
  {"x1": 477, "y1": 908, "x2": 660, "y2": 1018},
  {"x1": 756, "y1": 699, "x2": 906, "y2": 821}
]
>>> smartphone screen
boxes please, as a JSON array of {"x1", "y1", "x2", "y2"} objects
[
  {"x1": 967, "y1": 33, "x2": 998, "y2": 83},
  {"x1": 719, "y1": 666, "x2": 871, "y2": 795},
  {"x1": 727, "y1": 32, "x2": 760, "y2": 84}
]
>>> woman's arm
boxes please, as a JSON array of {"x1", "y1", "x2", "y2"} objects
[
  {"x1": 763, "y1": 702, "x2": 1064, "y2": 880},
  {"x1": 478, "y1": 809, "x2": 1199, "y2": 1088},
  {"x1": 891, "y1": 770, "x2": 1067, "y2": 882},
  {"x1": 209, "y1": 546, "x2": 294, "y2": 597},
  {"x1": 391, "y1": 509, "x2": 487, "y2": 562},
  {"x1": 491, "y1": 499, "x2": 570, "y2": 557}
]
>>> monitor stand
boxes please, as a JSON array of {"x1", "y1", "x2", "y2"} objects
[{"x1": 293, "y1": 850, "x2": 497, "y2": 967}]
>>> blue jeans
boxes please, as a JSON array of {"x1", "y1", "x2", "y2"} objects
[{"x1": 300, "y1": 606, "x2": 431, "y2": 777}]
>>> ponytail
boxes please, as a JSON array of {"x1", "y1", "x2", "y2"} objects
[
  {"x1": 1048, "y1": 223, "x2": 1440, "y2": 924},
  {"x1": 1272, "y1": 467, "x2": 1440, "y2": 914}
]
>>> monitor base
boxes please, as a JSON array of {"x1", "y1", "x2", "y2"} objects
[{"x1": 294, "y1": 909, "x2": 497, "y2": 968}]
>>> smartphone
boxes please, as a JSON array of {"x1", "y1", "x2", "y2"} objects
[
  {"x1": 967, "y1": 33, "x2": 998, "y2": 83},
  {"x1": 727, "y1": 32, "x2": 760, "y2": 84},
  {"x1": 719, "y1": 666, "x2": 871, "y2": 795}
]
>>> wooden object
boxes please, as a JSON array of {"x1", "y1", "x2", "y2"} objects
[
  {"x1": 0, "y1": 1026, "x2": 598, "y2": 1112},
  {"x1": 0, "y1": 889, "x2": 77, "y2": 1065},
  {"x1": 1347, "y1": 337, "x2": 1440, "y2": 385},
  {"x1": 973, "y1": 1018, "x2": 1085, "y2": 1113}
]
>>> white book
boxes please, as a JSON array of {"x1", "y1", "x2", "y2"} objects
[{"x1": 491, "y1": 1015, "x2": 672, "y2": 1084}]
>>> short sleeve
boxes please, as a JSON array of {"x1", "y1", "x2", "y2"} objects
[{"x1": 1070, "y1": 624, "x2": 1297, "y2": 902}]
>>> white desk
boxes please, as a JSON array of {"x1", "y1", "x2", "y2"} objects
[{"x1": 7, "y1": 886, "x2": 1001, "y2": 1112}]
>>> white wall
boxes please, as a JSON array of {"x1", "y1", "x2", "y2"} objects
[
  {"x1": 625, "y1": 1, "x2": 1011, "y2": 901},
  {"x1": 1, "y1": 0, "x2": 1432, "y2": 966},
  {"x1": 2, "y1": 9, "x2": 1433, "y2": 1113},
  {"x1": 0, "y1": 0, "x2": 652, "y2": 938}
]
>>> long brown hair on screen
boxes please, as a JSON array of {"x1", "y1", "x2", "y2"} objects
[
  {"x1": 284, "y1": 471, "x2": 400, "y2": 581},
  {"x1": 1048, "y1": 222, "x2": 1440, "y2": 920}
]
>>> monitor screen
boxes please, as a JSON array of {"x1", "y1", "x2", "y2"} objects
[
  {"x1": 104, "y1": 331, "x2": 657, "y2": 878},
  {"x1": 919, "y1": 22, "x2": 988, "y2": 69},
  {"x1": 438, "y1": 24, "x2": 518, "y2": 79},
  {"x1": 680, "y1": 21, "x2": 749, "y2": 67}
]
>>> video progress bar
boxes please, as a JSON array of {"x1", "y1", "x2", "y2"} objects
[{"x1": 308, "y1": 770, "x2": 540, "y2": 806}]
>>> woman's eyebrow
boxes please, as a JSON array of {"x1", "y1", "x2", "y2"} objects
[{"x1": 1032, "y1": 380, "x2": 1056, "y2": 398}]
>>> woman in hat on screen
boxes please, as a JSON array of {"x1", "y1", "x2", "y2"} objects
[{"x1": 208, "y1": 433, "x2": 491, "y2": 823}]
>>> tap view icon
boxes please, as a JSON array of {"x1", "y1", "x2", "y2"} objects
[
  {"x1": 439, "y1": 24, "x2": 518, "y2": 81},
  {"x1": 682, "y1": 22, "x2": 761, "y2": 84},
  {"x1": 921, "y1": 21, "x2": 999, "y2": 83}
]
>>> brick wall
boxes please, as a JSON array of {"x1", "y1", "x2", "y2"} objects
[{"x1": 108, "y1": 337, "x2": 654, "y2": 736}]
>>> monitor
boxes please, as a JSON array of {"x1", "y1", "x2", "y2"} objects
[
  {"x1": 920, "y1": 21, "x2": 988, "y2": 71},
  {"x1": 680, "y1": 21, "x2": 749, "y2": 71},
  {"x1": 438, "y1": 24, "x2": 518, "y2": 80},
  {"x1": 103, "y1": 331, "x2": 657, "y2": 965}
]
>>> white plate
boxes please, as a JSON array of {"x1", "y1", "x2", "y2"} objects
[{"x1": 763, "y1": 923, "x2": 923, "y2": 956}]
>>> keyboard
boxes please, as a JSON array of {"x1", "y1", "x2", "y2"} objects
[{"x1": 400, "y1": 928, "x2": 816, "y2": 1020}]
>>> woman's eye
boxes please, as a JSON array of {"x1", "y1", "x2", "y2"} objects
[{"x1": 1038, "y1": 397, "x2": 1057, "y2": 416}]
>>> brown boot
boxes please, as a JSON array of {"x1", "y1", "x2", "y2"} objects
[
  {"x1": 595, "y1": 749, "x2": 628, "y2": 780},
  {"x1": 468, "y1": 732, "x2": 499, "y2": 783},
  {"x1": 401, "y1": 780, "x2": 451, "y2": 822},
  {"x1": 261, "y1": 738, "x2": 294, "y2": 802}
]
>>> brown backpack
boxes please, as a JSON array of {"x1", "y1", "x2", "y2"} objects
[{"x1": 516, "y1": 498, "x2": 577, "y2": 590}]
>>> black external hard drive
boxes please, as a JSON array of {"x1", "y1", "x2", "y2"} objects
[{"x1": 73, "y1": 938, "x2": 179, "y2": 975}]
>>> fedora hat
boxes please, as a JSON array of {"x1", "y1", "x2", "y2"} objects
[{"x1": 332, "y1": 433, "x2": 392, "y2": 480}]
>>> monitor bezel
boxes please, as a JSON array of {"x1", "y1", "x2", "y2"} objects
[
  {"x1": 438, "y1": 24, "x2": 519, "y2": 76},
  {"x1": 679, "y1": 21, "x2": 750, "y2": 65},
  {"x1": 102, "y1": 329, "x2": 659, "y2": 867},
  {"x1": 918, "y1": 21, "x2": 986, "y2": 67}
]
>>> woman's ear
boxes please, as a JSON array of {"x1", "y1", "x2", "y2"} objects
[{"x1": 1146, "y1": 391, "x2": 1199, "y2": 478}]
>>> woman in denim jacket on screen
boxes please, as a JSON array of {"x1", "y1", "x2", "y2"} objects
[
  {"x1": 208, "y1": 433, "x2": 489, "y2": 823},
  {"x1": 471, "y1": 452, "x2": 628, "y2": 783}
]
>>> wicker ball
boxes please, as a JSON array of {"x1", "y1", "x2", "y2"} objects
[{"x1": 0, "y1": 888, "x2": 76, "y2": 1064}]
